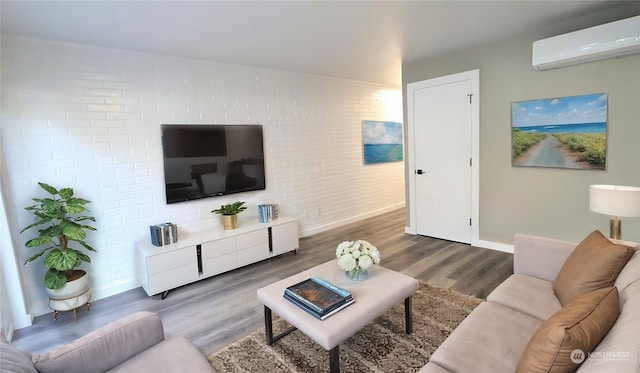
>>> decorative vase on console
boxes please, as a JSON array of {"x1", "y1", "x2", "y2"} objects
[
  {"x1": 336, "y1": 240, "x2": 381, "y2": 281},
  {"x1": 211, "y1": 201, "x2": 247, "y2": 230}
]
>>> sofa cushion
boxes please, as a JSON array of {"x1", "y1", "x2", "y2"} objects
[
  {"x1": 0, "y1": 335, "x2": 37, "y2": 373},
  {"x1": 488, "y1": 273, "x2": 562, "y2": 321},
  {"x1": 33, "y1": 311, "x2": 165, "y2": 373},
  {"x1": 516, "y1": 287, "x2": 620, "y2": 373},
  {"x1": 108, "y1": 336, "x2": 216, "y2": 372},
  {"x1": 513, "y1": 234, "x2": 577, "y2": 282},
  {"x1": 614, "y1": 249, "x2": 640, "y2": 292},
  {"x1": 577, "y1": 281, "x2": 640, "y2": 373},
  {"x1": 553, "y1": 230, "x2": 634, "y2": 306},
  {"x1": 429, "y1": 301, "x2": 542, "y2": 373}
]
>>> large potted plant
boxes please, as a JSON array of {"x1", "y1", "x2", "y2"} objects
[
  {"x1": 211, "y1": 201, "x2": 247, "y2": 230},
  {"x1": 21, "y1": 182, "x2": 96, "y2": 302}
]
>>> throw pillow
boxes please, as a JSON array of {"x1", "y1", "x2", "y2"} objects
[
  {"x1": 553, "y1": 230, "x2": 634, "y2": 306},
  {"x1": 515, "y1": 287, "x2": 620, "y2": 373},
  {"x1": 0, "y1": 335, "x2": 38, "y2": 373}
]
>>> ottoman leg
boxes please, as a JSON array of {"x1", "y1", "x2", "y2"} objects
[
  {"x1": 263, "y1": 305, "x2": 297, "y2": 346},
  {"x1": 405, "y1": 296, "x2": 413, "y2": 334},
  {"x1": 329, "y1": 345, "x2": 340, "y2": 373},
  {"x1": 264, "y1": 306, "x2": 274, "y2": 345}
]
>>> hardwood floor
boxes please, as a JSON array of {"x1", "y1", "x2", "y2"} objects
[{"x1": 11, "y1": 208, "x2": 513, "y2": 356}]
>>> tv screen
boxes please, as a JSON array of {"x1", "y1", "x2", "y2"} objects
[{"x1": 161, "y1": 124, "x2": 266, "y2": 204}]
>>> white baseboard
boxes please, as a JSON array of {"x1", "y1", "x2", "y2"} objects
[
  {"x1": 476, "y1": 240, "x2": 514, "y2": 254},
  {"x1": 402, "y1": 229, "x2": 514, "y2": 254},
  {"x1": 9, "y1": 310, "x2": 32, "y2": 330},
  {"x1": 401, "y1": 230, "x2": 514, "y2": 254},
  {"x1": 300, "y1": 203, "x2": 405, "y2": 237}
]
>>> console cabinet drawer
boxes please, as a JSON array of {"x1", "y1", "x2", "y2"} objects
[
  {"x1": 238, "y1": 244, "x2": 269, "y2": 265},
  {"x1": 201, "y1": 237, "x2": 235, "y2": 260},
  {"x1": 202, "y1": 252, "x2": 237, "y2": 277},
  {"x1": 148, "y1": 262, "x2": 198, "y2": 294},
  {"x1": 237, "y1": 229, "x2": 268, "y2": 250},
  {"x1": 146, "y1": 246, "x2": 196, "y2": 275}
]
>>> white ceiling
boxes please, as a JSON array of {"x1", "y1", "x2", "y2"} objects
[{"x1": 0, "y1": 1, "x2": 624, "y2": 86}]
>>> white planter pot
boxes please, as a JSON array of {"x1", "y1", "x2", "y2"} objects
[
  {"x1": 46, "y1": 270, "x2": 90, "y2": 300},
  {"x1": 46, "y1": 271, "x2": 91, "y2": 318},
  {"x1": 49, "y1": 290, "x2": 91, "y2": 313}
]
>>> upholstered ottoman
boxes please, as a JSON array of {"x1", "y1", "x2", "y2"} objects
[{"x1": 257, "y1": 259, "x2": 419, "y2": 373}]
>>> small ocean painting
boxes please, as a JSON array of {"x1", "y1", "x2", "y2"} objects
[
  {"x1": 511, "y1": 93, "x2": 607, "y2": 170},
  {"x1": 362, "y1": 121, "x2": 403, "y2": 164}
]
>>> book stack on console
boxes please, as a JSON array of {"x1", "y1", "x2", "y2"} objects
[
  {"x1": 283, "y1": 277, "x2": 354, "y2": 320},
  {"x1": 149, "y1": 222, "x2": 178, "y2": 247},
  {"x1": 258, "y1": 204, "x2": 279, "y2": 223}
]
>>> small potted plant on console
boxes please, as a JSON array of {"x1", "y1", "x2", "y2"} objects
[
  {"x1": 211, "y1": 201, "x2": 247, "y2": 230},
  {"x1": 21, "y1": 182, "x2": 97, "y2": 320}
]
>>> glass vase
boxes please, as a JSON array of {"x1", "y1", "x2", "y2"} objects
[{"x1": 346, "y1": 268, "x2": 368, "y2": 281}]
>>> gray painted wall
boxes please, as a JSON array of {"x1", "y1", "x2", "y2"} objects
[{"x1": 403, "y1": 5, "x2": 640, "y2": 244}]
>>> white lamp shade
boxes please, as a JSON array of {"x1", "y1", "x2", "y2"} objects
[{"x1": 590, "y1": 185, "x2": 640, "y2": 217}]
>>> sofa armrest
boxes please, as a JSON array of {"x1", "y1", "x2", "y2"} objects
[
  {"x1": 33, "y1": 311, "x2": 165, "y2": 373},
  {"x1": 513, "y1": 234, "x2": 577, "y2": 282}
]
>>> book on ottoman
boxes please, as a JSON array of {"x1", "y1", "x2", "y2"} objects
[{"x1": 284, "y1": 277, "x2": 354, "y2": 319}]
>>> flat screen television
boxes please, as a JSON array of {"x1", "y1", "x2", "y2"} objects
[{"x1": 161, "y1": 124, "x2": 266, "y2": 204}]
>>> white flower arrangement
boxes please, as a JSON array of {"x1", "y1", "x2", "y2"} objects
[{"x1": 336, "y1": 240, "x2": 381, "y2": 275}]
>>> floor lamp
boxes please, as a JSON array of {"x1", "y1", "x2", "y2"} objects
[{"x1": 589, "y1": 185, "x2": 640, "y2": 240}]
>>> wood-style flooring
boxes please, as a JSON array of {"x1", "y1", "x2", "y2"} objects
[{"x1": 11, "y1": 208, "x2": 513, "y2": 356}]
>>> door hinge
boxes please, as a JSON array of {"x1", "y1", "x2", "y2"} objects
[
  {"x1": 470, "y1": 218, "x2": 472, "y2": 226},
  {"x1": 470, "y1": 158, "x2": 472, "y2": 166},
  {"x1": 467, "y1": 93, "x2": 473, "y2": 104}
]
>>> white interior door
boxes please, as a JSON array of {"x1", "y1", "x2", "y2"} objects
[{"x1": 408, "y1": 71, "x2": 478, "y2": 244}]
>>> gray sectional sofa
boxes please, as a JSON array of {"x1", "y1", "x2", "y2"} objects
[
  {"x1": 1, "y1": 311, "x2": 215, "y2": 373},
  {"x1": 421, "y1": 231, "x2": 639, "y2": 373}
]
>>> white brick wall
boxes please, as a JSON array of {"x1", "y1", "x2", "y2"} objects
[{"x1": 1, "y1": 34, "x2": 404, "y2": 317}]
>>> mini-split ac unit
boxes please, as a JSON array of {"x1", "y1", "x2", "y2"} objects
[{"x1": 532, "y1": 15, "x2": 640, "y2": 71}]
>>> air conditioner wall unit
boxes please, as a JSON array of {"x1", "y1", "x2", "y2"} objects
[{"x1": 532, "y1": 15, "x2": 640, "y2": 71}]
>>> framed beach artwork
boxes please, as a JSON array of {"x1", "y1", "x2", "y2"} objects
[
  {"x1": 511, "y1": 93, "x2": 607, "y2": 170},
  {"x1": 362, "y1": 120, "x2": 403, "y2": 164}
]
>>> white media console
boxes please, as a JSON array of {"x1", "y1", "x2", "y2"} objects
[{"x1": 137, "y1": 217, "x2": 299, "y2": 298}]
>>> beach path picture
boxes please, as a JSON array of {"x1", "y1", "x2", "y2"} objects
[
  {"x1": 362, "y1": 120, "x2": 403, "y2": 164},
  {"x1": 511, "y1": 93, "x2": 607, "y2": 170}
]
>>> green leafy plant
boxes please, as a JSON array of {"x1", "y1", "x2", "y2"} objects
[
  {"x1": 21, "y1": 182, "x2": 97, "y2": 289},
  {"x1": 211, "y1": 201, "x2": 247, "y2": 215}
]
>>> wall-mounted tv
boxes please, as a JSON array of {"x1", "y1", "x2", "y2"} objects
[{"x1": 161, "y1": 124, "x2": 266, "y2": 204}]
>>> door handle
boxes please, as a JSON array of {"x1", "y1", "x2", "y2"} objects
[{"x1": 415, "y1": 169, "x2": 425, "y2": 175}]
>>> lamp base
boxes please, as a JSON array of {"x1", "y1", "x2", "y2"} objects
[{"x1": 609, "y1": 217, "x2": 622, "y2": 240}]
